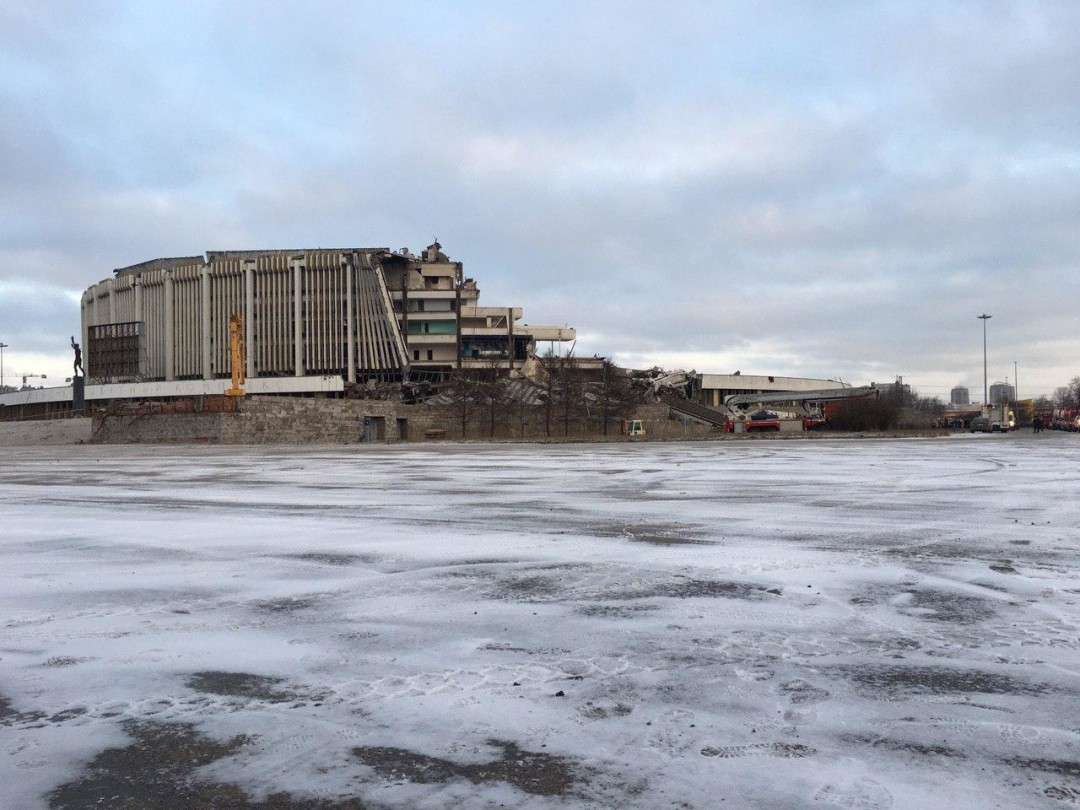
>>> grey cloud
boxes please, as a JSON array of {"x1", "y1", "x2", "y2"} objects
[{"x1": 1, "y1": 2, "x2": 1078, "y2": 395}]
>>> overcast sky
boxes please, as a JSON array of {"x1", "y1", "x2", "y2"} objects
[{"x1": 1, "y1": 1, "x2": 1078, "y2": 399}]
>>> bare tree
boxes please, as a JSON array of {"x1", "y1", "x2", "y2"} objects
[
  {"x1": 1052, "y1": 384, "x2": 1077, "y2": 409},
  {"x1": 554, "y1": 355, "x2": 585, "y2": 436},
  {"x1": 474, "y1": 356, "x2": 508, "y2": 438},
  {"x1": 446, "y1": 369, "x2": 482, "y2": 437},
  {"x1": 541, "y1": 349, "x2": 559, "y2": 437},
  {"x1": 594, "y1": 360, "x2": 639, "y2": 435}
]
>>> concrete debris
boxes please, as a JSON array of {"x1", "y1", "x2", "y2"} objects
[{"x1": 629, "y1": 367, "x2": 698, "y2": 401}]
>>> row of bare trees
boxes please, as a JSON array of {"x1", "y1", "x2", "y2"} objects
[
  {"x1": 1038, "y1": 375, "x2": 1080, "y2": 410},
  {"x1": 442, "y1": 357, "x2": 641, "y2": 439}
]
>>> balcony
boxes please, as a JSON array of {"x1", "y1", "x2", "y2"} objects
[
  {"x1": 390, "y1": 289, "x2": 458, "y2": 300},
  {"x1": 459, "y1": 306, "x2": 522, "y2": 320},
  {"x1": 521, "y1": 326, "x2": 576, "y2": 342},
  {"x1": 401, "y1": 310, "x2": 457, "y2": 320},
  {"x1": 460, "y1": 326, "x2": 513, "y2": 337}
]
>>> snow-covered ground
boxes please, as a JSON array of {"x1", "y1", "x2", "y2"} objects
[{"x1": 2, "y1": 434, "x2": 1079, "y2": 809}]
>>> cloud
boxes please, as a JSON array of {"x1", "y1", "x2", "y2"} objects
[{"x1": 1, "y1": 1, "x2": 1078, "y2": 396}]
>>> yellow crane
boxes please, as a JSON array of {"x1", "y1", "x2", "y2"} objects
[{"x1": 225, "y1": 314, "x2": 246, "y2": 397}]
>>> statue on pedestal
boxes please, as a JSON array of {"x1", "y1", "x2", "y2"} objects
[{"x1": 71, "y1": 336, "x2": 84, "y2": 377}]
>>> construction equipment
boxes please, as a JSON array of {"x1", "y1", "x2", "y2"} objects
[
  {"x1": 621, "y1": 419, "x2": 646, "y2": 437},
  {"x1": 660, "y1": 384, "x2": 879, "y2": 432},
  {"x1": 21, "y1": 374, "x2": 47, "y2": 388},
  {"x1": 225, "y1": 314, "x2": 245, "y2": 397},
  {"x1": 722, "y1": 385, "x2": 878, "y2": 432}
]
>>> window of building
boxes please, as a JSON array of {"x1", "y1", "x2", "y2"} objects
[
  {"x1": 426, "y1": 350, "x2": 433, "y2": 361},
  {"x1": 413, "y1": 350, "x2": 420, "y2": 361}
]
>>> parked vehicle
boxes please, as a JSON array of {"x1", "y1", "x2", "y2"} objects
[
  {"x1": 970, "y1": 416, "x2": 993, "y2": 433},
  {"x1": 1050, "y1": 409, "x2": 1080, "y2": 432},
  {"x1": 745, "y1": 410, "x2": 781, "y2": 432},
  {"x1": 986, "y1": 404, "x2": 1016, "y2": 432}
]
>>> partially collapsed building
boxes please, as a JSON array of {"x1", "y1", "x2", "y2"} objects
[
  {"x1": 0, "y1": 240, "x2": 860, "y2": 440},
  {"x1": 79, "y1": 242, "x2": 574, "y2": 387}
]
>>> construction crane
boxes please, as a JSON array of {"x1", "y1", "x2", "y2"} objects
[
  {"x1": 21, "y1": 373, "x2": 47, "y2": 388},
  {"x1": 225, "y1": 314, "x2": 246, "y2": 397}
]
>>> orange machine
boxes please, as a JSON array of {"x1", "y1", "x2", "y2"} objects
[{"x1": 225, "y1": 314, "x2": 246, "y2": 397}]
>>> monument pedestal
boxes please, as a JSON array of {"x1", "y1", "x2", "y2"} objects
[{"x1": 72, "y1": 376, "x2": 85, "y2": 416}]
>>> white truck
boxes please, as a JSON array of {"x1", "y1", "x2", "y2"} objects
[{"x1": 986, "y1": 403, "x2": 1016, "y2": 432}]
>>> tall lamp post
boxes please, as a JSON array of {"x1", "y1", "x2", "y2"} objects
[
  {"x1": 1014, "y1": 360, "x2": 1018, "y2": 403},
  {"x1": 977, "y1": 314, "x2": 991, "y2": 408},
  {"x1": 0, "y1": 342, "x2": 7, "y2": 390}
]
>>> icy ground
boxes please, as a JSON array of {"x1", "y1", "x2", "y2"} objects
[{"x1": 2, "y1": 434, "x2": 1079, "y2": 809}]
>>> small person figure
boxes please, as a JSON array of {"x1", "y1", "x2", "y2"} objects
[{"x1": 71, "y1": 336, "x2": 84, "y2": 377}]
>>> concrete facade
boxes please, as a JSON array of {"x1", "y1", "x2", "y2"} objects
[{"x1": 80, "y1": 243, "x2": 574, "y2": 388}]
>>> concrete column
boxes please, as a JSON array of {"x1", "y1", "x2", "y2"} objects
[
  {"x1": 291, "y1": 258, "x2": 304, "y2": 376},
  {"x1": 133, "y1": 275, "x2": 143, "y2": 323},
  {"x1": 107, "y1": 278, "x2": 117, "y2": 324},
  {"x1": 164, "y1": 270, "x2": 175, "y2": 381},
  {"x1": 345, "y1": 257, "x2": 356, "y2": 383},
  {"x1": 200, "y1": 265, "x2": 212, "y2": 380},
  {"x1": 454, "y1": 285, "x2": 461, "y2": 370},
  {"x1": 80, "y1": 296, "x2": 90, "y2": 377},
  {"x1": 507, "y1": 306, "x2": 514, "y2": 372},
  {"x1": 133, "y1": 275, "x2": 145, "y2": 378},
  {"x1": 244, "y1": 260, "x2": 256, "y2": 379}
]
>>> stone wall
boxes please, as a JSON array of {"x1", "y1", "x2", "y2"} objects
[{"x1": 91, "y1": 396, "x2": 714, "y2": 444}]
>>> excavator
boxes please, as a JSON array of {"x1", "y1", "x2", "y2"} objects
[
  {"x1": 225, "y1": 314, "x2": 245, "y2": 397},
  {"x1": 722, "y1": 385, "x2": 878, "y2": 432},
  {"x1": 660, "y1": 384, "x2": 879, "y2": 433}
]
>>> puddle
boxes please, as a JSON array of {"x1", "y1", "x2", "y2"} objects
[
  {"x1": 900, "y1": 589, "x2": 997, "y2": 624},
  {"x1": 352, "y1": 738, "x2": 585, "y2": 797},
  {"x1": 837, "y1": 664, "x2": 1050, "y2": 696},
  {"x1": 285, "y1": 553, "x2": 373, "y2": 566},
  {"x1": 640, "y1": 579, "x2": 778, "y2": 600},
  {"x1": 841, "y1": 733, "x2": 967, "y2": 758},
  {"x1": 590, "y1": 521, "x2": 711, "y2": 546},
  {"x1": 187, "y1": 671, "x2": 316, "y2": 704},
  {"x1": 256, "y1": 597, "x2": 319, "y2": 613},
  {"x1": 47, "y1": 720, "x2": 370, "y2": 809},
  {"x1": 0, "y1": 695, "x2": 47, "y2": 727}
]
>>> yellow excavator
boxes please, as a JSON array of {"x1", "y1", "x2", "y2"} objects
[{"x1": 225, "y1": 314, "x2": 245, "y2": 397}]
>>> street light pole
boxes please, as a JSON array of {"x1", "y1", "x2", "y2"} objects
[
  {"x1": 1014, "y1": 360, "x2": 1018, "y2": 403},
  {"x1": 978, "y1": 314, "x2": 991, "y2": 409},
  {"x1": 0, "y1": 342, "x2": 7, "y2": 390}
]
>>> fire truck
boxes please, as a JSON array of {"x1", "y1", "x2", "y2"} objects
[{"x1": 724, "y1": 386, "x2": 878, "y2": 433}]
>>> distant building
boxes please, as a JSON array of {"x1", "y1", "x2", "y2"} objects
[
  {"x1": 950, "y1": 385, "x2": 970, "y2": 406},
  {"x1": 696, "y1": 374, "x2": 851, "y2": 409},
  {"x1": 989, "y1": 382, "x2": 1015, "y2": 404}
]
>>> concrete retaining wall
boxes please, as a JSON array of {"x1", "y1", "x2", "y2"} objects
[{"x1": 90, "y1": 397, "x2": 710, "y2": 444}]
